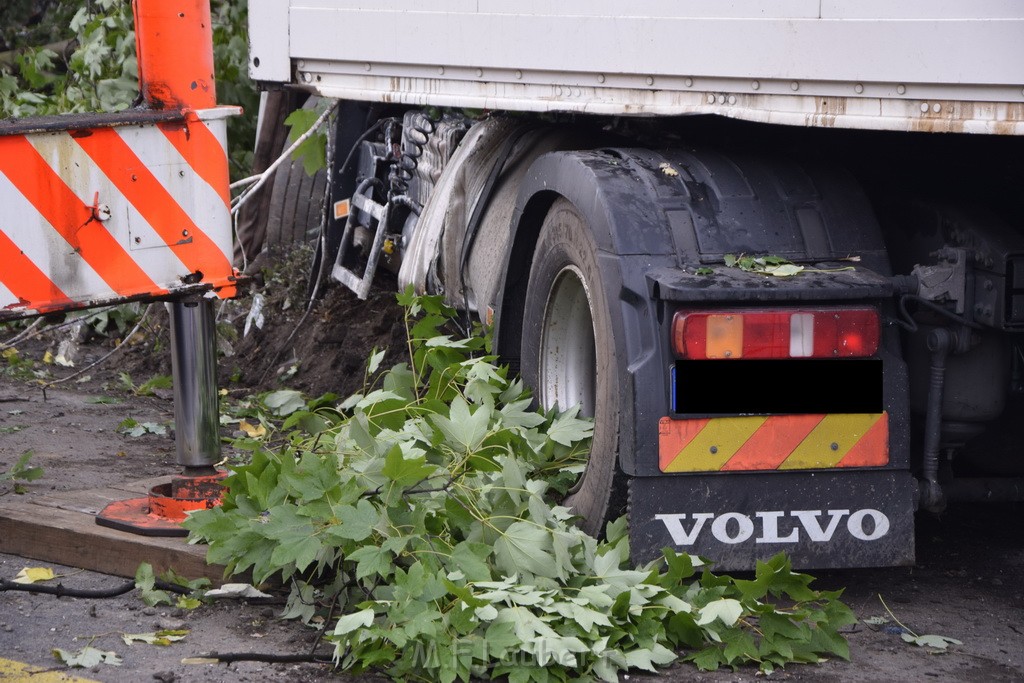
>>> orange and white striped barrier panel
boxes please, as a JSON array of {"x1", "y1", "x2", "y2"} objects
[
  {"x1": 659, "y1": 413, "x2": 889, "y2": 472},
  {"x1": 1, "y1": 0, "x2": 235, "y2": 320},
  {"x1": 0, "y1": 106, "x2": 238, "y2": 320}
]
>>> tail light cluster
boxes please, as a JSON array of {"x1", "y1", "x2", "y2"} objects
[{"x1": 672, "y1": 308, "x2": 880, "y2": 359}]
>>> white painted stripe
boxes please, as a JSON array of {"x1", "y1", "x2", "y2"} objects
[
  {"x1": 0, "y1": 175, "x2": 112, "y2": 303},
  {"x1": 117, "y1": 123, "x2": 233, "y2": 262},
  {"x1": 0, "y1": 280, "x2": 18, "y2": 310}
]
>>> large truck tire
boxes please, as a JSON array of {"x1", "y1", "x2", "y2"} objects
[
  {"x1": 520, "y1": 198, "x2": 628, "y2": 537},
  {"x1": 263, "y1": 149, "x2": 328, "y2": 251},
  {"x1": 261, "y1": 95, "x2": 330, "y2": 254},
  {"x1": 237, "y1": 93, "x2": 329, "y2": 267}
]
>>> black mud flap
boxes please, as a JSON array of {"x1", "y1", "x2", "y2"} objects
[{"x1": 629, "y1": 470, "x2": 916, "y2": 571}]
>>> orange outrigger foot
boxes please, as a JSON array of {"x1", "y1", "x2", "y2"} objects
[{"x1": 96, "y1": 470, "x2": 227, "y2": 537}]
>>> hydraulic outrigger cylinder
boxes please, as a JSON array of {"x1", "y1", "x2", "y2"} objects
[
  {"x1": 97, "y1": 298, "x2": 227, "y2": 536},
  {"x1": 95, "y1": 0, "x2": 234, "y2": 536},
  {"x1": 0, "y1": 0, "x2": 235, "y2": 535}
]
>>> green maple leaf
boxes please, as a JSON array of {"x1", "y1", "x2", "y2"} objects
[
  {"x1": 546, "y1": 407, "x2": 593, "y2": 447},
  {"x1": 121, "y1": 630, "x2": 189, "y2": 646},
  {"x1": 261, "y1": 506, "x2": 320, "y2": 573},
  {"x1": 451, "y1": 542, "x2": 493, "y2": 582},
  {"x1": 690, "y1": 645, "x2": 727, "y2": 671},
  {"x1": 552, "y1": 601, "x2": 612, "y2": 632},
  {"x1": 333, "y1": 608, "x2": 375, "y2": 636},
  {"x1": 623, "y1": 643, "x2": 677, "y2": 672},
  {"x1": 326, "y1": 499, "x2": 379, "y2": 542},
  {"x1": 432, "y1": 397, "x2": 491, "y2": 453},
  {"x1": 263, "y1": 389, "x2": 306, "y2": 416},
  {"x1": 381, "y1": 445, "x2": 436, "y2": 487},
  {"x1": 53, "y1": 646, "x2": 122, "y2": 668},
  {"x1": 696, "y1": 598, "x2": 744, "y2": 627},
  {"x1": 494, "y1": 522, "x2": 558, "y2": 580},
  {"x1": 348, "y1": 545, "x2": 393, "y2": 579},
  {"x1": 765, "y1": 263, "x2": 804, "y2": 277}
]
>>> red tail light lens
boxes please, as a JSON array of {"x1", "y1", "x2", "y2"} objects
[{"x1": 672, "y1": 308, "x2": 880, "y2": 359}]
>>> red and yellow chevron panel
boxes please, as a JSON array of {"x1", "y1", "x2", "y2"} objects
[
  {"x1": 0, "y1": 107, "x2": 238, "y2": 320},
  {"x1": 659, "y1": 413, "x2": 888, "y2": 472}
]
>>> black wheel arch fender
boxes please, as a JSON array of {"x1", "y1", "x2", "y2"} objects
[{"x1": 494, "y1": 149, "x2": 678, "y2": 477}]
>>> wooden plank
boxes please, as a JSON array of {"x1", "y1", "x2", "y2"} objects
[
  {"x1": 0, "y1": 487, "x2": 225, "y2": 582},
  {"x1": 28, "y1": 480, "x2": 174, "y2": 516}
]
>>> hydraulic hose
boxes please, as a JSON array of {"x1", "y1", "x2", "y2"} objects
[{"x1": 920, "y1": 327, "x2": 952, "y2": 512}]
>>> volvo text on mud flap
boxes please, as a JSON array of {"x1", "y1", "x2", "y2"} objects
[{"x1": 656, "y1": 508, "x2": 891, "y2": 546}]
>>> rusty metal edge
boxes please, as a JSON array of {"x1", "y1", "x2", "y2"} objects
[
  {"x1": 0, "y1": 107, "x2": 186, "y2": 137},
  {"x1": 0, "y1": 281, "x2": 237, "y2": 323}
]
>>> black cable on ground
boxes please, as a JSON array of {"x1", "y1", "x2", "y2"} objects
[
  {"x1": 0, "y1": 578, "x2": 191, "y2": 598},
  {"x1": 0, "y1": 578, "x2": 135, "y2": 598}
]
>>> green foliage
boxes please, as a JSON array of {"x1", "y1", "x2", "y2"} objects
[
  {"x1": 723, "y1": 254, "x2": 856, "y2": 278},
  {"x1": 724, "y1": 253, "x2": 805, "y2": 277},
  {"x1": 121, "y1": 629, "x2": 189, "y2": 646},
  {"x1": 284, "y1": 104, "x2": 331, "y2": 176},
  {"x1": 0, "y1": 0, "x2": 137, "y2": 117},
  {"x1": 0, "y1": 0, "x2": 257, "y2": 180},
  {"x1": 263, "y1": 389, "x2": 307, "y2": 416},
  {"x1": 134, "y1": 562, "x2": 174, "y2": 607},
  {"x1": 117, "y1": 371, "x2": 172, "y2": 397},
  {"x1": 1, "y1": 450, "x2": 44, "y2": 494},
  {"x1": 186, "y1": 288, "x2": 854, "y2": 680},
  {"x1": 1, "y1": 2, "x2": 77, "y2": 54},
  {"x1": 902, "y1": 633, "x2": 962, "y2": 650},
  {"x1": 874, "y1": 595, "x2": 962, "y2": 652},
  {"x1": 117, "y1": 417, "x2": 167, "y2": 437},
  {"x1": 52, "y1": 646, "x2": 122, "y2": 668},
  {"x1": 134, "y1": 562, "x2": 210, "y2": 608},
  {"x1": 82, "y1": 303, "x2": 143, "y2": 338},
  {"x1": 1, "y1": 347, "x2": 46, "y2": 381}
]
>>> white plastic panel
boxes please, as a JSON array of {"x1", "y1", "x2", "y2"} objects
[
  {"x1": 820, "y1": 0, "x2": 1024, "y2": 20},
  {"x1": 248, "y1": 0, "x2": 291, "y2": 82},
  {"x1": 250, "y1": 0, "x2": 1024, "y2": 133}
]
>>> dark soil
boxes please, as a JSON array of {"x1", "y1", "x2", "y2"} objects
[
  {"x1": 228, "y1": 264, "x2": 409, "y2": 402},
  {"x1": 4, "y1": 246, "x2": 410, "y2": 405}
]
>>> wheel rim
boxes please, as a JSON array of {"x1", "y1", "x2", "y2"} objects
[{"x1": 538, "y1": 265, "x2": 596, "y2": 417}]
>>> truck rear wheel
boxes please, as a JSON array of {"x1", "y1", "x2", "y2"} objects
[{"x1": 521, "y1": 198, "x2": 626, "y2": 537}]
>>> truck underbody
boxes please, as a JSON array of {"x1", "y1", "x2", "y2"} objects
[{"x1": 246, "y1": 2, "x2": 1024, "y2": 570}]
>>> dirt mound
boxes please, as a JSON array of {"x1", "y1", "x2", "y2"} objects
[
  {"x1": 1, "y1": 246, "x2": 408, "y2": 402},
  {"x1": 228, "y1": 257, "x2": 409, "y2": 400}
]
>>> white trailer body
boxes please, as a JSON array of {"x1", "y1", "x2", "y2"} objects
[
  {"x1": 247, "y1": 2, "x2": 1024, "y2": 570},
  {"x1": 250, "y1": 0, "x2": 1024, "y2": 134}
]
